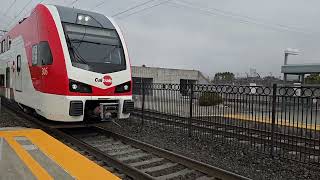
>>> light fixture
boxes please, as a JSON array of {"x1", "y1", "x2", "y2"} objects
[
  {"x1": 78, "y1": 15, "x2": 83, "y2": 21},
  {"x1": 71, "y1": 84, "x2": 78, "y2": 90},
  {"x1": 84, "y1": 16, "x2": 90, "y2": 22}
]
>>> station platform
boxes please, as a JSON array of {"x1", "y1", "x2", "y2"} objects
[{"x1": 0, "y1": 127, "x2": 119, "y2": 180}]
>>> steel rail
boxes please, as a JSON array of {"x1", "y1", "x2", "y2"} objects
[
  {"x1": 92, "y1": 125, "x2": 251, "y2": 180},
  {"x1": 134, "y1": 109, "x2": 320, "y2": 143},
  {"x1": 132, "y1": 111, "x2": 320, "y2": 157},
  {"x1": 1, "y1": 101, "x2": 154, "y2": 180}
]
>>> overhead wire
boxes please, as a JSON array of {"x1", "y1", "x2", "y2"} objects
[
  {"x1": 6, "y1": 0, "x2": 34, "y2": 29},
  {"x1": 3, "y1": 0, "x2": 17, "y2": 16},
  {"x1": 116, "y1": 0, "x2": 172, "y2": 19},
  {"x1": 89, "y1": 0, "x2": 107, "y2": 10},
  {"x1": 4, "y1": 0, "x2": 49, "y2": 32},
  {"x1": 69, "y1": 0, "x2": 80, "y2": 6},
  {"x1": 88, "y1": 0, "x2": 171, "y2": 20},
  {"x1": 177, "y1": 0, "x2": 314, "y2": 33},
  {"x1": 0, "y1": 10, "x2": 15, "y2": 21},
  {"x1": 111, "y1": 0, "x2": 158, "y2": 17},
  {"x1": 170, "y1": 0, "x2": 317, "y2": 36}
]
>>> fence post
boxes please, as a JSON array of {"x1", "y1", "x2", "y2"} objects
[
  {"x1": 270, "y1": 83, "x2": 277, "y2": 157},
  {"x1": 188, "y1": 84, "x2": 194, "y2": 137},
  {"x1": 141, "y1": 82, "x2": 145, "y2": 127}
]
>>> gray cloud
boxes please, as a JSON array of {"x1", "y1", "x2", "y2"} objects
[{"x1": 1, "y1": 0, "x2": 319, "y2": 77}]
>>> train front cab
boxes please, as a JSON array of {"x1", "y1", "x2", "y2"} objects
[{"x1": 37, "y1": 5, "x2": 135, "y2": 122}]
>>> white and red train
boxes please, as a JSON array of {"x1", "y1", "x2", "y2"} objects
[{"x1": 0, "y1": 4, "x2": 134, "y2": 122}]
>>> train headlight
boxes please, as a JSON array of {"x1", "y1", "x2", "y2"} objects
[
  {"x1": 69, "y1": 79, "x2": 92, "y2": 93},
  {"x1": 78, "y1": 15, "x2": 84, "y2": 21},
  {"x1": 84, "y1": 16, "x2": 90, "y2": 22},
  {"x1": 115, "y1": 81, "x2": 131, "y2": 93},
  {"x1": 77, "y1": 14, "x2": 92, "y2": 24},
  {"x1": 124, "y1": 85, "x2": 129, "y2": 91},
  {"x1": 71, "y1": 84, "x2": 78, "y2": 90}
]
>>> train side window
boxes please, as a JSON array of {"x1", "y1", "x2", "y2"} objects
[
  {"x1": 17, "y1": 55, "x2": 21, "y2": 72},
  {"x1": 3, "y1": 39, "x2": 6, "y2": 52},
  {"x1": 7, "y1": 36, "x2": 11, "y2": 50},
  {"x1": 0, "y1": 74, "x2": 4, "y2": 87},
  {"x1": 0, "y1": 40, "x2": 4, "y2": 53},
  {"x1": 5, "y1": 67, "x2": 10, "y2": 88},
  {"x1": 38, "y1": 41, "x2": 53, "y2": 65},
  {"x1": 32, "y1": 44, "x2": 38, "y2": 66}
]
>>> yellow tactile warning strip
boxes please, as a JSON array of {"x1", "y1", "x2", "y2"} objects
[
  {"x1": 4, "y1": 136, "x2": 52, "y2": 179},
  {"x1": 221, "y1": 113, "x2": 320, "y2": 131},
  {"x1": 0, "y1": 128, "x2": 120, "y2": 180}
]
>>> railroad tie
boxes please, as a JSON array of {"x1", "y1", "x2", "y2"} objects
[
  {"x1": 155, "y1": 169, "x2": 195, "y2": 180},
  {"x1": 128, "y1": 158, "x2": 164, "y2": 167},
  {"x1": 140, "y1": 162, "x2": 178, "y2": 173},
  {"x1": 108, "y1": 148, "x2": 141, "y2": 156},
  {"x1": 101, "y1": 144, "x2": 131, "y2": 151},
  {"x1": 195, "y1": 176, "x2": 215, "y2": 180},
  {"x1": 90, "y1": 141, "x2": 122, "y2": 147},
  {"x1": 118, "y1": 153, "x2": 150, "y2": 161}
]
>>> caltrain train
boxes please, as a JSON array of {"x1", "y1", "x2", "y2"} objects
[{"x1": 0, "y1": 4, "x2": 134, "y2": 122}]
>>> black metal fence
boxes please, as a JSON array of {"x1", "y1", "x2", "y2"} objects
[{"x1": 131, "y1": 83, "x2": 320, "y2": 165}]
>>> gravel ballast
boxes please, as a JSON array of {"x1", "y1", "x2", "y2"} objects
[
  {"x1": 102, "y1": 117, "x2": 320, "y2": 180},
  {"x1": 0, "y1": 106, "x2": 35, "y2": 128},
  {"x1": 1, "y1": 103, "x2": 319, "y2": 179}
]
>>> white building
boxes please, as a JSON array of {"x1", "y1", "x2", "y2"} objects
[{"x1": 131, "y1": 66, "x2": 210, "y2": 85}]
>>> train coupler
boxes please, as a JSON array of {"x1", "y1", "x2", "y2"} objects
[{"x1": 99, "y1": 102, "x2": 118, "y2": 121}]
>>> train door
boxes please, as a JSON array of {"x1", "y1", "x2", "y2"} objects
[
  {"x1": 15, "y1": 55, "x2": 22, "y2": 92},
  {"x1": 5, "y1": 66, "x2": 10, "y2": 99}
]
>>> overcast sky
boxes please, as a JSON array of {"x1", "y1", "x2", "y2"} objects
[{"x1": 1, "y1": 0, "x2": 319, "y2": 78}]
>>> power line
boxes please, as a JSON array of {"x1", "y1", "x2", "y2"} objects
[
  {"x1": 6, "y1": 0, "x2": 34, "y2": 29},
  {"x1": 4, "y1": 0, "x2": 17, "y2": 15},
  {"x1": 1, "y1": 0, "x2": 53, "y2": 31},
  {"x1": 14, "y1": 0, "x2": 34, "y2": 20},
  {"x1": 170, "y1": 0, "x2": 317, "y2": 36},
  {"x1": 89, "y1": 0, "x2": 107, "y2": 10},
  {"x1": 117, "y1": 0, "x2": 171, "y2": 19},
  {"x1": 112, "y1": 0, "x2": 158, "y2": 17},
  {"x1": 69, "y1": 0, "x2": 80, "y2": 6},
  {"x1": 177, "y1": 0, "x2": 313, "y2": 33},
  {"x1": 0, "y1": 10, "x2": 14, "y2": 20}
]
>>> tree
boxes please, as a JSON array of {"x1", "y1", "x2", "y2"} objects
[
  {"x1": 305, "y1": 74, "x2": 320, "y2": 84},
  {"x1": 213, "y1": 72, "x2": 235, "y2": 82}
]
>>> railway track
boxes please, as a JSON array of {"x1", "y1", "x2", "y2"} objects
[
  {"x1": 2, "y1": 101, "x2": 250, "y2": 180},
  {"x1": 132, "y1": 110, "x2": 320, "y2": 162},
  {"x1": 61, "y1": 126, "x2": 250, "y2": 180}
]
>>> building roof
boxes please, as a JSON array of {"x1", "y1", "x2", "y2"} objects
[
  {"x1": 281, "y1": 63, "x2": 320, "y2": 74},
  {"x1": 131, "y1": 66, "x2": 210, "y2": 83}
]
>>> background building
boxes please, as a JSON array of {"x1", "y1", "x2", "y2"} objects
[
  {"x1": 132, "y1": 65, "x2": 210, "y2": 85},
  {"x1": 131, "y1": 65, "x2": 210, "y2": 96}
]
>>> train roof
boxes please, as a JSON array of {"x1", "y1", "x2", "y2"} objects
[{"x1": 55, "y1": 5, "x2": 116, "y2": 29}]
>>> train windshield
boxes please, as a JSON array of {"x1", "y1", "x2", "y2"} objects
[{"x1": 63, "y1": 23, "x2": 126, "y2": 74}]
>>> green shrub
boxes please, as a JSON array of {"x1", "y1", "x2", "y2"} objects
[{"x1": 199, "y1": 92, "x2": 223, "y2": 106}]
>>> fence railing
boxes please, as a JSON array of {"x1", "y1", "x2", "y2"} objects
[{"x1": 131, "y1": 82, "x2": 320, "y2": 164}]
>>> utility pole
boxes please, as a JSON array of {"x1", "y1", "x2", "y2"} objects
[{"x1": 283, "y1": 48, "x2": 300, "y2": 83}]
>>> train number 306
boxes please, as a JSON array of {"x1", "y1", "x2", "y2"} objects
[{"x1": 42, "y1": 67, "x2": 48, "y2": 76}]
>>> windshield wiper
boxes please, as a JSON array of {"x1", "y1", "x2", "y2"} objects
[
  {"x1": 100, "y1": 46, "x2": 119, "y2": 63},
  {"x1": 65, "y1": 34, "x2": 88, "y2": 64},
  {"x1": 70, "y1": 39, "x2": 121, "y2": 47}
]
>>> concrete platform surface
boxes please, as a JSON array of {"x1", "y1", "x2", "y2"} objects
[{"x1": 0, "y1": 127, "x2": 119, "y2": 180}]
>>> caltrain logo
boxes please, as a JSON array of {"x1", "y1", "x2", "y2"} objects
[{"x1": 95, "y1": 75, "x2": 112, "y2": 86}]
